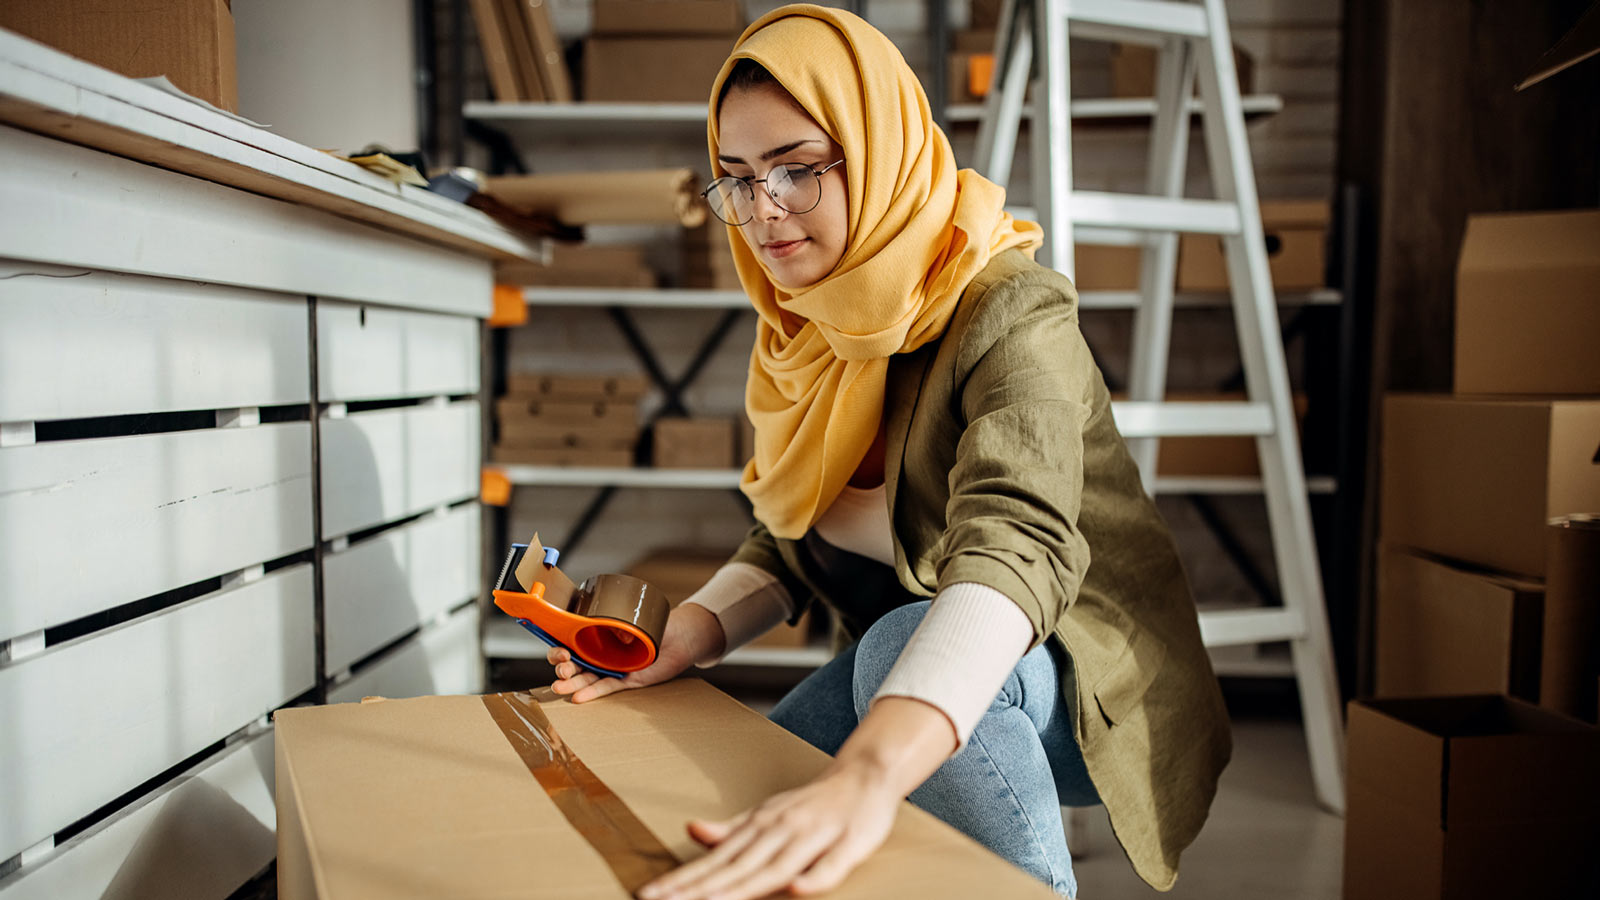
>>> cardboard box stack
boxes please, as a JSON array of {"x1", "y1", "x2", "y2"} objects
[
  {"x1": 1178, "y1": 200, "x2": 1329, "y2": 292},
  {"x1": 1375, "y1": 210, "x2": 1600, "y2": 710},
  {"x1": 681, "y1": 221, "x2": 741, "y2": 289},
  {"x1": 497, "y1": 243, "x2": 658, "y2": 288},
  {"x1": 493, "y1": 372, "x2": 648, "y2": 467},
  {"x1": 626, "y1": 547, "x2": 814, "y2": 648},
  {"x1": 584, "y1": 0, "x2": 744, "y2": 102}
]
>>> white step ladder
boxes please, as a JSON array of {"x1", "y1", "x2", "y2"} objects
[{"x1": 975, "y1": 0, "x2": 1346, "y2": 812}]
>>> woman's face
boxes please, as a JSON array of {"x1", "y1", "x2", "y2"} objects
[{"x1": 715, "y1": 83, "x2": 848, "y2": 290}]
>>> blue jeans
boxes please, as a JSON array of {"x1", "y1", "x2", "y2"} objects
[{"x1": 769, "y1": 601, "x2": 1097, "y2": 898}]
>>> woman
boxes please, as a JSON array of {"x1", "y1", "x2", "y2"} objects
[{"x1": 547, "y1": 6, "x2": 1231, "y2": 899}]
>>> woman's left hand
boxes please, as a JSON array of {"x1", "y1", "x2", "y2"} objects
[{"x1": 638, "y1": 758, "x2": 899, "y2": 900}]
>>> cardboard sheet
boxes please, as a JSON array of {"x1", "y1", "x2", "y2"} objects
[
  {"x1": 276, "y1": 680, "x2": 1058, "y2": 899},
  {"x1": 486, "y1": 169, "x2": 708, "y2": 227}
]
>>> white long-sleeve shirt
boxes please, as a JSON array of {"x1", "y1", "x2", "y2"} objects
[{"x1": 684, "y1": 483, "x2": 1035, "y2": 750}]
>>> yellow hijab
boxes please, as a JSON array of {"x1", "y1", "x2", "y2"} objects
[{"x1": 707, "y1": 4, "x2": 1041, "y2": 540}]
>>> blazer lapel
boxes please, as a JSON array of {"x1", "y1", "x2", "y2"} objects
[{"x1": 884, "y1": 346, "x2": 933, "y2": 565}]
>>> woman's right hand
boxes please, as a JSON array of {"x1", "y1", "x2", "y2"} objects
[{"x1": 549, "y1": 602, "x2": 727, "y2": 703}]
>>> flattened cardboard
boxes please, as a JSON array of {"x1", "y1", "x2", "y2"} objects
[
  {"x1": 1379, "y1": 394, "x2": 1600, "y2": 577},
  {"x1": 496, "y1": 397, "x2": 639, "y2": 427},
  {"x1": 1344, "y1": 696, "x2": 1600, "y2": 899},
  {"x1": 1453, "y1": 209, "x2": 1600, "y2": 395},
  {"x1": 652, "y1": 417, "x2": 736, "y2": 469},
  {"x1": 505, "y1": 370, "x2": 650, "y2": 402},
  {"x1": 275, "y1": 681, "x2": 1060, "y2": 899},
  {"x1": 0, "y1": 0, "x2": 238, "y2": 111},
  {"x1": 1375, "y1": 545, "x2": 1543, "y2": 700}
]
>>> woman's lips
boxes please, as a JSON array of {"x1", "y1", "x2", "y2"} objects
[{"x1": 763, "y1": 238, "x2": 808, "y2": 259}]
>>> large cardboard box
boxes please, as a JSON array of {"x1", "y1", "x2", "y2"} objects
[
  {"x1": 1344, "y1": 696, "x2": 1600, "y2": 899},
  {"x1": 1380, "y1": 394, "x2": 1600, "y2": 578},
  {"x1": 592, "y1": 0, "x2": 744, "y2": 36},
  {"x1": 1376, "y1": 546, "x2": 1544, "y2": 700},
  {"x1": 1454, "y1": 209, "x2": 1600, "y2": 395},
  {"x1": 583, "y1": 36, "x2": 735, "y2": 102},
  {"x1": 275, "y1": 681, "x2": 1058, "y2": 899},
  {"x1": 0, "y1": 0, "x2": 238, "y2": 111},
  {"x1": 1177, "y1": 200, "x2": 1329, "y2": 292}
]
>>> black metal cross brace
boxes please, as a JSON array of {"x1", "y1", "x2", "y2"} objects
[{"x1": 554, "y1": 305, "x2": 749, "y2": 557}]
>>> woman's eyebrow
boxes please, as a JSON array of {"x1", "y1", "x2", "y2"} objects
[{"x1": 717, "y1": 139, "x2": 826, "y2": 166}]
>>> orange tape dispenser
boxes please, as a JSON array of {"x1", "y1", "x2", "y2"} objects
[{"x1": 492, "y1": 535, "x2": 669, "y2": 678}]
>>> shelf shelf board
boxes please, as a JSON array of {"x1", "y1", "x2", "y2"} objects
[
  {"x1": 494, "y1": 466, "x2": 1334, "y2": 496},
  {"x1": 464, "y1": 95, "x2": 1285, "y2": 141},
  {"x1": 523, "y1": 286, "x2": 750, "y2": 309}
]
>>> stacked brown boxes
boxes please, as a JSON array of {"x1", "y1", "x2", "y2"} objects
[
  {"x1": 1355, "y1": 210, "x2": 1600, "y2": 897},
  {"x1": 1177, "y1": 200, "x2": 1330, "y2": 292},
  {"x1": 493, "y1": 372, "x2": 648, "y2": 467},
  {"x1": 682, "y1": 221, "x2": 741, "y2": 289},
  {"x1": 584, "y1": 0, "x2": 744, "y2": 102}
]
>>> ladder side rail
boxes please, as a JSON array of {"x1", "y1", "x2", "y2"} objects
[
  {"x1": 1193, "y1": 0, "x2": 1346, "y2": 813},
  {"x1": 1125, "y1": 36, "x2": 1196, "y2": 492},
  {"x1": 1034, "y1": 0, "x2": 1074, "y2": 274},
  {"x1": 975, "y1": 0, "x2": 1034, "y2": 188}
]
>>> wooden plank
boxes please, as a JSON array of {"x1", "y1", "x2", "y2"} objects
[
  {"x1": 0, "y1": 126, "x2": 493, "y2": 318},
  {"x1": 0, "y1": 565, "x2": 314, "y2": 862},
  {"x1": 0, "y1": 262, "x2": 309, "y2": 422},
  {"x1": 0, "y1": 424, "x2": 314, "y2": 644},
  {"x1": 0, "y1": 733, "x2": 275, "y2": 900},
  {"x1": 329, "y1": 604, "x2": 483, "y2": 703},
  {"x1": 319, "y1": 403, "x2": 480, "y2": 539},
  {"x1": 323, "y1": 504, "x2": 482, "y2": 675},
  {"x1": 316, "y1": 302, "x2": 480, "y2": 403},
  {"x1": 0, "y1": 30, "x2": 537, "y2": 262}
]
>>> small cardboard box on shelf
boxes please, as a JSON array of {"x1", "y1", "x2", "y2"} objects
[
  {"x1": 275, "y1": 681, "x2": 1059, "y2": 899},
  {"x1": 652, "y1": 417, "x2": 736, "y2": 469},
  {"x1": 1177, "y1": 199, "x2": 1329, "y2": 292},
  {"x1": 1343, "y1": 695, "x2": 1600, "y2": 899},
  {"x1": 583, "y1": 35, "x2": 737, "y2": 102},
  {"x1": 1375, "y1": 546, "x2": 1544, "y2": 700},
  {"x1": 1453, "y1": 209, "x2": 1600, "y2": 395},
  {"x1": 1379, "y1": 394, "x2": 1600, "y2": 578}
]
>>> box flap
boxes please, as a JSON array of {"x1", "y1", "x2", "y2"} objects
[
  {"x1": 1347, "y1": 699, "x2": 1448, "y2": 822},
  {"x1": 1457, "y1": 210, "x2": 1600, "y2": 275}
]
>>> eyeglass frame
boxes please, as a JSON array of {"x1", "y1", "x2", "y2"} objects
[{"x1": 700, "y1": 159, "x2": 846, "y2": 226}]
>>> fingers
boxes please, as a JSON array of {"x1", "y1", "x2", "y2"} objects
[
  {"x1": 569, "y1": 675, "x2": 634, "y2": 704},
  {"x1": 639, "y1": 816, "x2": 765, "y2": 900}
]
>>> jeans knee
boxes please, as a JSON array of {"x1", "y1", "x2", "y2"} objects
[{"x1": 850, "y1": 601, "x2": 932, "y2": 715}]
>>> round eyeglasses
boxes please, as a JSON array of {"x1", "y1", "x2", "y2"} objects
[{"x1": 701, "y1": 160, "x2": 845, "y2": 227}]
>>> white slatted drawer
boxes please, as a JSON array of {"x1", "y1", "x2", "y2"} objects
[
  {"x1": 319, "y1": 402, "x2": 479, "y2": 539},
  {"x1": 329, "y1": 604, "x2": 483, "y2": 703},
  {"x1": 0, "y1": 262, "x2": 309, "y2": 423},
  {"x1": 0, "y1": 564, "x2": 315, "y2": 862},
  {"x1": 322, "y1": 503, "x2": 481, "y2": 676},
  {"x1": 0, "y1": 732, "x2": 275, "y2": 900},
  {"x1": 0, "y1": 423, "x2": 314, "y2": 644},
  {"x1": 317, "y1": 303, "x2": 480, "y2": 403}
]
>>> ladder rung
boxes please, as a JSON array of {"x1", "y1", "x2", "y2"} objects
[
  {"x1": 1197, "y1": 607, "x2": 1306, "y2": 648},
  {"x1": 1066, "y1": 0, "x2": 1210, "y2": 43},
  {"x1": 1111, "y1": 401, "x2": 1274, "y2": 438},
  {"x1": 1071, "y1": 192, "x2": 1242, "y2": 235}
]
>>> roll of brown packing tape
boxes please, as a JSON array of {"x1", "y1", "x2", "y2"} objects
[
  {"x1": 485, "y1": 169, "x2": 708, "y2": 226},
  {"x1": 1541, "y1": 514, "x2": 1600, "y2": 722}
]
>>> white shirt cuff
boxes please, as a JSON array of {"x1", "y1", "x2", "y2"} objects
[
  {"x1": 871, "y1": 582, "x2": 1036, "y2": 751},
  {"x1": 682, "y1": 562, "x2": 795, "y2": 667}
]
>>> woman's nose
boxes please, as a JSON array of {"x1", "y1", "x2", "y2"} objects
[{"x1": 751, "y1": 183, "x2": 787, "y2": 221}]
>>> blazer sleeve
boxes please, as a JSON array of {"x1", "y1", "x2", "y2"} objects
[
  {"x1": 728, "y1": 520, "x2": 814, "y2": 624},
  {"x1": 935, "y1": 279, "x2": 1097, "y2": 648}
]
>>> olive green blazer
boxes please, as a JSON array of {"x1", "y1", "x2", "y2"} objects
[{"x1": 731, "y1": 249, "x2": 1232, "y2": 890}]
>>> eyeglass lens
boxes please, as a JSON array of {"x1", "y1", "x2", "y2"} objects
[{"x1": 707, "y1": 164, "x2": 824, "y2": 226}]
